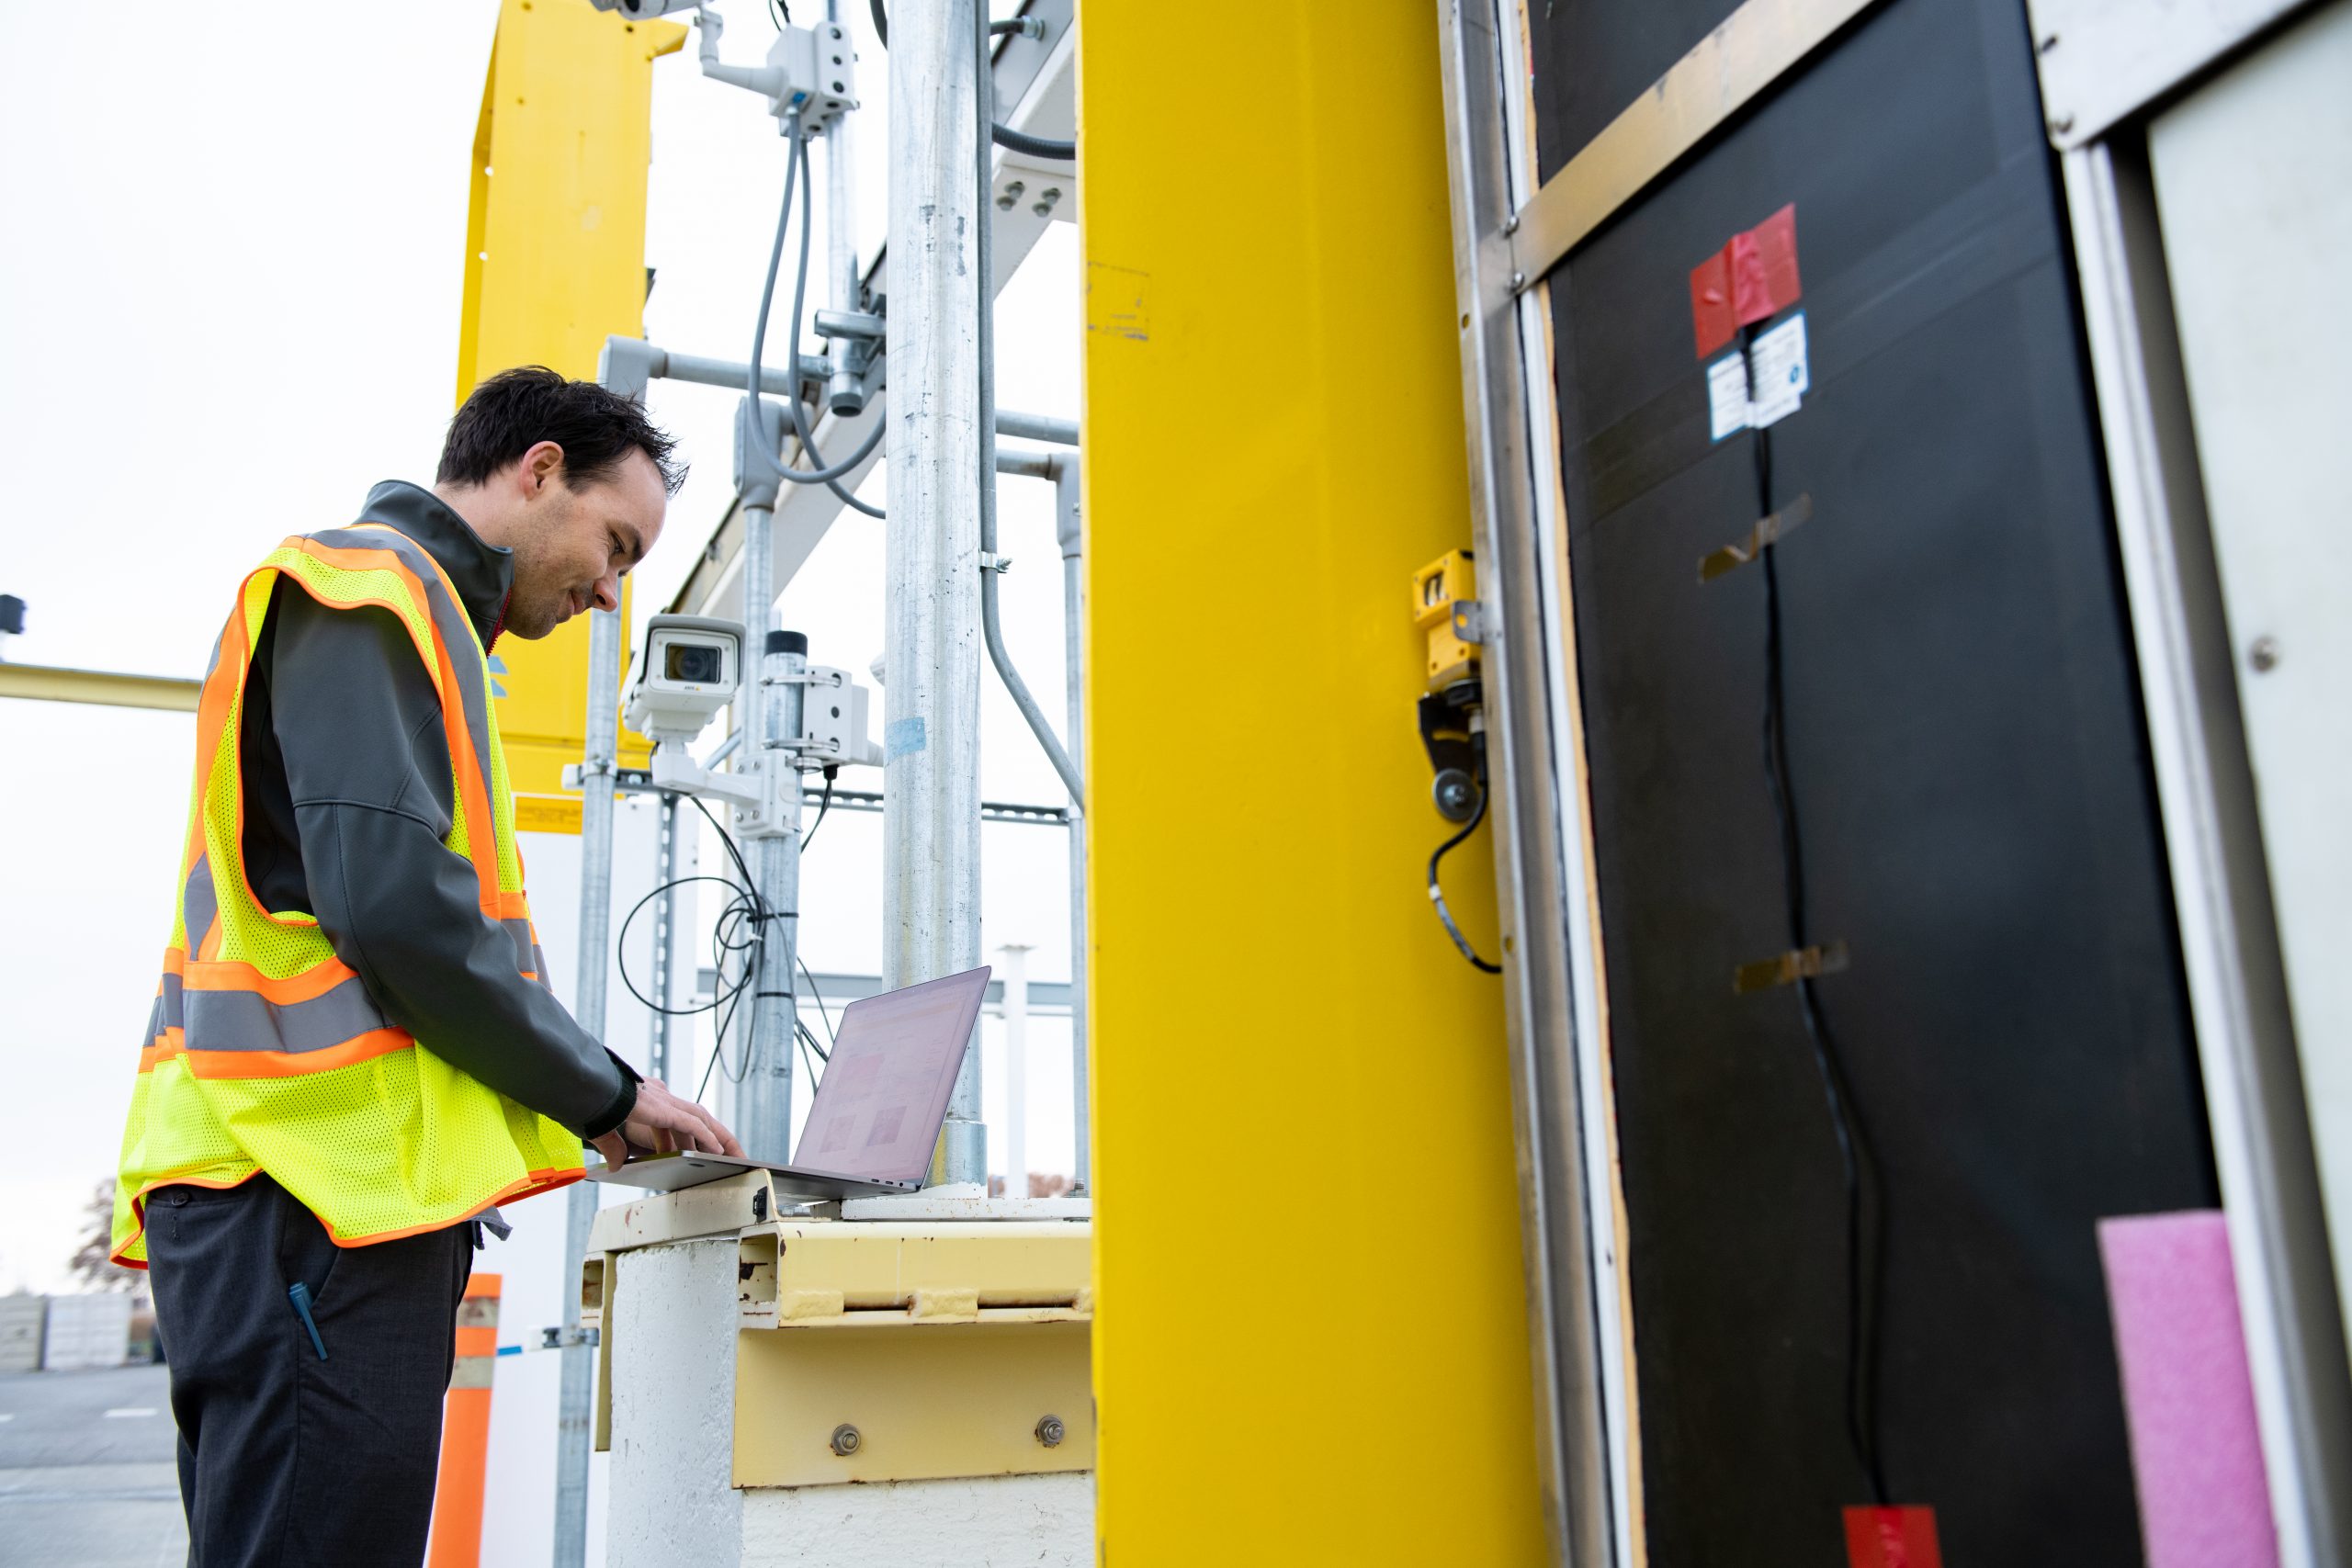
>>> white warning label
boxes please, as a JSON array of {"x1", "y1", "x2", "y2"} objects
[{"x1": 1705, "y1": 310, "x2": 1811, "y2": 440}]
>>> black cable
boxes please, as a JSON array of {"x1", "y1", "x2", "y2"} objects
[
  {"x1": 797, "y1": 954, "x2": 836, "y2": 1045},
  {"x1": 801, "y1": 767, "x2": 836, "y2": 852},
  {"x1": 988, "y1": 121, "x2": 1076, "y2": 161},
  {"x1": 766, "y1": 0, "x2": 790, "y2": 28},
  {"x1": 686, "y1": 793, "x2": 784, "y2": 1099},
  {"x1": 1428, "y1": 777, "x2": 1502, "y2": 975},
  {"x1": 1746, "y1": 328, "x2": 1891, "y2": 1506},
  {"x1": 616, "y1": 874, "x2": 766, "y2": 1017},
  {"x1": 866, "y1": 0, "x2": 1078, "y2": 161},
  {"x1": 690, "y1": 793, "x2": 759, "y2": 889}
]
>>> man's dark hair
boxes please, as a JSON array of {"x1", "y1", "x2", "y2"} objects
[{"x1": 436, "y1": 366, "x2": 686, "y2": 496}]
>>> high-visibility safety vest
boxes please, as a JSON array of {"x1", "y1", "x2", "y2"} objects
[{"x1": 110, "y1": 525, "x2": 583, "y2": 1267}]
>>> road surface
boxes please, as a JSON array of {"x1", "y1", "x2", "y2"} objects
[{"x1": 0, "y1": 1363, "x2": 184, "y2": 1567}]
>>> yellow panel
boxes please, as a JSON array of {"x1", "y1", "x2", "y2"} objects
[
  {"x1": 735, "y1": 1221, "x2": 1092, "y2": 1328},
  {"x1": 1080, "y1": 7, "x2": 1549, "y2": 1564},
  {"x1": 734, "y1": 1320, "x2": 1094, "y2": 1488},
  {"x1": 457, "y1": 0, "x2": 683, "y2": 823}
]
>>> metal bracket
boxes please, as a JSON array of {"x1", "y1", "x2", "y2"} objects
[
  {"x1": 978, "y1": 551, "x2": 1014, "y2": 574},
  {"x1": 1451, "y1": 600, "x2": 1488, "y2": 646},
  {"x1": 542, "y1": 1325, "x2": 601, "y2": 1350},
  {"x1": 1501, "y1": 0, "x2": 1884, "y2": 291}
]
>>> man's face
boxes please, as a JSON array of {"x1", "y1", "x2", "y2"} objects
[{"x1": 503, "y1": 448, "x2": 668, "y2": 640}]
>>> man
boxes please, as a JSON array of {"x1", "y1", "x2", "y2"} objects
[{"x1": 109, "y1": 367, "x2": 743, "y2": 1565}]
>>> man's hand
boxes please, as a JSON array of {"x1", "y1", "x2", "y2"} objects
[{"x1": 589, "y1": 1077, "x2": 745, "y2": 1169}]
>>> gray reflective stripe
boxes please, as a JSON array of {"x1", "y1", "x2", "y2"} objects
[
  {"x1": 503, "y1": 919, "x2": 537, "y2": 974},
  {"x1": 531, "y1": 944, "x2": 553, "y2": 993},
  {"x1": 303, "y1": 527, "x2": 496, "y2": 810},
  {"x1": 181, "y1": 975, "x2": 390, "y2": 1054},
  {"x1": 142, "y1": 973, "x2": 187, "y2": 1049},
  {"x1": 182, "y1": 860, "x2": 218, "y2": 953}
]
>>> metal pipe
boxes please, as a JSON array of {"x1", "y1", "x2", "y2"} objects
[
  {"x1": 648, "y1": 791, "x2": 682, "y2": 1084},
  {"x1": 994, "y1": 409, "x2": 1080, "y2": 446},
  {"x1": 995, "y1": 441, "x2": 1060, "y2": 479},
  {"x1": 667, "y1": 346, "x2": 831, "y2": 399},
  {"x1": 1057, "y1": 457, "x2": 1090, "y2": 1191},
  {"x1": 653, "y1": 341, "x2": 1076, "y2": 446},
  {"x1": 0, "y1": 661, "x2": 199, "y2": 712},
  {"x1": 886, "y1": 0, "x2": 988, "y2": 1187},
  {"x1": 552, "y1": 604, "x2": 623, "y2": 1568},
  {"x1": 979, "y1": 446, "x2": 1085, "y2": 802},
  {"x1": 739, "y1": 634, "x2": 807, "y2": 1156},
  {"x1": 979, "y1": 547, "x2": 1085, "y2": 806},
  {"x1": 824, "y1": 0, "x2": 863, "y2": 414},
  {"x1": 701, "y1": 727, "x2": 744, "y2": 769}
]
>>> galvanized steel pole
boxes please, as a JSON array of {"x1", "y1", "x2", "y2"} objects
[
  {"x1": 885, "y1": 0, "x2": 987, "y2": 1186},
  {"x1": 552, "y1": 603, "x2": 622, "y2": 1568},
  {"x1": 739, "y1": 632, "x2": 806, "y2": 1156},
  {"x1": 1057, "y1": 459, "x2": 1091, "y2": 1191}
]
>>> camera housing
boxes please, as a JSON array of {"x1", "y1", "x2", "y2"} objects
[{"x1": 625, "y1": 615, "x2": 745, "y2": 743}]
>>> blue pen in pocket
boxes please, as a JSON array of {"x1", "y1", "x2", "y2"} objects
[{"x1": 287, "y1": 1282, "x2": 328, "y2": 1361}]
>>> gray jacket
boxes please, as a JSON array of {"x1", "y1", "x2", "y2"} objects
[{"x1": 235, "y1": 480, "x2": 637, "y2": 1139}]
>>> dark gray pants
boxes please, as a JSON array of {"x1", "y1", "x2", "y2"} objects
[{"x1": 145, "y1": 1175, "x2": 472, "y2": 1567}]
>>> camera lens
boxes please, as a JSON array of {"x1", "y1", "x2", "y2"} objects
[{"x1": 665, "y1": 643, "x2": 721, "y2": 684}]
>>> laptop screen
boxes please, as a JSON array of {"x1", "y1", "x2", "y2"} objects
[{"x1": 793, "y1": 965, "x2": 990, "y2": 1183}]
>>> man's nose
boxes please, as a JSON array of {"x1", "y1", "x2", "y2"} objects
[{"x1": 592, "y1": 574, "x2": 621, "y2": 615}]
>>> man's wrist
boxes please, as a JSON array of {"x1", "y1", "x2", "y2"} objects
[{"x1": 581, "y1": 1072, "x2": 639, "y2": 1142}]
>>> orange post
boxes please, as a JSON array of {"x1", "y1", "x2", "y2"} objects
[{"x1": 427, "y1": 1271, "x2": 502, "y2": 1568}]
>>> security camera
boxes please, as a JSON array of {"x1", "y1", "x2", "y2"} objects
[{"x1": 625, "y1": 615, "x2": 744, "y2": 743}]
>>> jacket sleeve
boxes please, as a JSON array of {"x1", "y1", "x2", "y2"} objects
[{"x1": 266, "y1": 587, "x2": 638, "y2": 1139}]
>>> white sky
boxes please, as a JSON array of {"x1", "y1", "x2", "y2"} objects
[{"x1": 0, "y1": 0, "x2": 1080, "y2": 1292}]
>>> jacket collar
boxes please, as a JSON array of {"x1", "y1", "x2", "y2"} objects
[{"x1": 357, "y1": 480, "x2": 514, "y2": 651}]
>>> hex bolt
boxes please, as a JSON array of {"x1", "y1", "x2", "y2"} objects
[
  {"x1": 1032, "y1": 186, "x2": 1064, "y2": 219},
  {"x1": 1510, "y1": 270, "x2": 1527, "y2": 292},
  {"x1": 2050, "y1": 113, "x2": 2075, "y2": 135},
  {"x1": 1502, "y1": 212, "x2": 1519, "y2": 235},
  {"x1": 830, "y1": 1423, "x2": 862, "y2": 1457},
  {"x1": 2250, "y1": 636, "x2": 2280, "y2": 673},
  {"x1": 996, "y1": 179, "x2": 1025, "y2": 212},
  {"x1": 1035, "y1": 1415, "x2": 1066, "y2": 1448}
]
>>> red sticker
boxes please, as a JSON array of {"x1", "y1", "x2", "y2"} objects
[
  {"x1": 1843, "y1": 1506, "x2": 1943, "y2": 1568},
  {"x1": 1690, "y1": 248, "x2": 1736, "y2": 361},
  {"x1": 1690, "y1": 203, "x2": 1803, "y2": 358}
]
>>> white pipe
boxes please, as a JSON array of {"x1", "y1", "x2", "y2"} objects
[{"x1": 1000, "y1": 943, "x2": 1031, "y2": 1194}]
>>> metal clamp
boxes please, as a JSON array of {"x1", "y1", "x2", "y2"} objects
[
  {"x1": 1732, "y1": 940, "x2": 1850, "y2": 995},
  {"x1": 1701, "y1": 494, "x2": 1815, "y2": 582},
  {"x1": 978, "y1": 552, "x2": 1013, "y2": 574},
  {"x1": 1451, "y1": 600, "x2": 1488, "y2": 646}
]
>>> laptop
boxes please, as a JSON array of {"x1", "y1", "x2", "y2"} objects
[{"x1": 586, "y1": 964, "x2": 992, "y2": 1199}]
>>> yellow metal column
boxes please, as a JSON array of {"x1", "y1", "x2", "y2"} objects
[
  {"x1": 456, "y1": 0, "x2": 683, "y2": 829},
  {"x1": 1080, "y1": 8, "x2": 1549, "y2": 1563}
]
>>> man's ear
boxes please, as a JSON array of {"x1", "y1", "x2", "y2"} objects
[{"x1": 519, "y1": 440, "x2": 567, "y2": 496}]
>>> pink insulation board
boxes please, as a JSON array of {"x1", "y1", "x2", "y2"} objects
[{"x1": 2097, "y1": 1210, "x2": 2278, "y2": 1568}]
